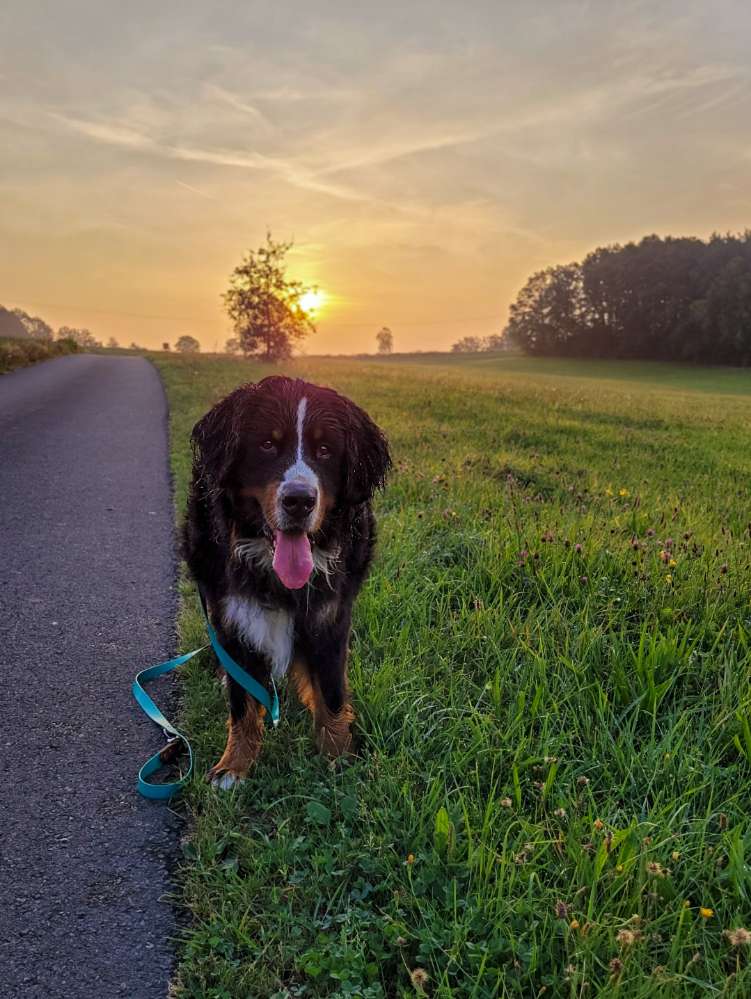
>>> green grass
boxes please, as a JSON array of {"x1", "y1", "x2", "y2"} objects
[
  {"x1": 152, "y1": 352, "x2": 751, "y2": 998},
  {"x1": 0, "y1": 336, "x2": 79, "y2": 373}
]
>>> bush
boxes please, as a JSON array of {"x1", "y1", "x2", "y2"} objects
[{"x1": 0, "y1": 337, "x2": 79, "y2": 374}]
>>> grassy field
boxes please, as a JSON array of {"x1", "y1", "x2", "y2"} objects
[
  {"x1": 0, "y1": 335, "x2": 79, "y2": 373},
  {"x1": 152, "y1": 352, "x2": 751, "y2": 998}
]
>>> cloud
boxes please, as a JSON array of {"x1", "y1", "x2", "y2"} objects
[
  {"x1": 175, "y1": 179, "x2": 217, "y2": 200},
  {"x1": 48, "y1": 109, "x2": 367, "y2": 204},
  {"x1": 203, "y1": 85, "x2": 273, "y2": 128}
]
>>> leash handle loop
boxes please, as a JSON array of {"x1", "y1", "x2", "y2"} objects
[
  {"x1": 132, "y1": 647, "x2": 206, "y2": 799},
  {"x1": 133, "y1": 587, "x2": 281, "y2": 799}
]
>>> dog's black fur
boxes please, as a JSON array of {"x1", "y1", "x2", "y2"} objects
[{"x1": 183, "y1": 375, "x2": 390, "y2": 784}]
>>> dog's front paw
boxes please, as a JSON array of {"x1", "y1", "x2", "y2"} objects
[{"x1": 206, "y1": 763, "x2": 247, "y2": 790}]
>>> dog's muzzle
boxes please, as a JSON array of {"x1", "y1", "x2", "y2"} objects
[{"x1": 278, "y1": 480, "x2": 318, "y2": 530}]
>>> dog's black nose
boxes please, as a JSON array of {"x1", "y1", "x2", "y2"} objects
[{"x1": 281, "y1": 482, "x2": 317, "y2": 518}]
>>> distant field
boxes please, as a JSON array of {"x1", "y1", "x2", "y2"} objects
[
  {"x1": 339, "y1": 350, "x2": 751, "y2": 396},
  {"x1": 154, "y1": 352, "x2": 751, "y2": 998}
]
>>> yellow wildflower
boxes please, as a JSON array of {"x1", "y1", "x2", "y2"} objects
[
  {"x1": 700, "y1": 907, "x2": 714, "y2": 919},
  {"x1": 619, "y1": 488, "x2": 629, "y2": 497}
]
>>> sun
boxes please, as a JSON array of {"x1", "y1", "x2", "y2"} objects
[{"x1": 299, "y1": 289, "x2": 326, "y2": 315}]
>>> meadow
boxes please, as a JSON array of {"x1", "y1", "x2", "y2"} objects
[{"x1": 152, "y1": 352, "x2": 751, "y2": 998}]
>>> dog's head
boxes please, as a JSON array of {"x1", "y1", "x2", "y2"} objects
[{"x1": 191, "y1": 376, "x2": 390, "y2": 589}]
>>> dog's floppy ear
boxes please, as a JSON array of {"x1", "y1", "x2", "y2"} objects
[
  {"x1": 342, "y1": 399, "x2": 391, "y2": 505},
  {"x1": 191, "y1": 386, "x2": 249, "y2": 490}
]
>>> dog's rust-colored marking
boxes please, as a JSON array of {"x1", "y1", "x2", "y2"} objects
[
  {"x1": 206, "y1": 696, "x2": 264, "y2": 783},
  {"x1": 290, "y1": 659, "x2": 354, "y2": 757},
  {"x1": 238, "y1": 481, "x2": 283, "y2": 530}
]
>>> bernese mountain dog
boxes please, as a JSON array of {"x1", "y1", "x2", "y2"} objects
[{"x1": 183, "y1": 376, "x2": 391, "y2": 788}]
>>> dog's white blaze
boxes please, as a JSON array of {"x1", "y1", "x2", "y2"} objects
[
  {"x1": 296, "y1": 397, "x2": 307, "y2": 462},
  {"x1": 282, "y1": 397, "x2": 318, "y2": 488},
  {"x1": 223, "y1": 595, "x2": 293, "y2": 681}
]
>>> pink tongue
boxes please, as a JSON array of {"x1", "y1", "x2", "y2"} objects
[{"x1": 273, "y1": 531, "x2": 314, "y2": 589}]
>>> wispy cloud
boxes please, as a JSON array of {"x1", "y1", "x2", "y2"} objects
[
  {"x1": 203, "y1": 85, "x2": 273, "y2": 128},
  {"x1": 49, "y1": 110, "x2": 367, "y2": 204},
  {"x1": 175, "y1": 179, "x2": 217, "y2": 200}
]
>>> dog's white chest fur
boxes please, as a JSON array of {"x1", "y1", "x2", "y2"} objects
[{"x1": 222, "y1": 595, "x2": 293, "y2": 681}]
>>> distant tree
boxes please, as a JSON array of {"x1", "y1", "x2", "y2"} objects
[
  {"x1": 162, "y1": 341, "x2": 171, "y2": 352},
  {"x1": 483, "y1": 333, "x2": 508, "y2": 351},
  {"x1": 57, "y1": 326, "x2": 102, "y2": 349},
  {"x1": 175, "y1": 334, "x2": 200, "y2": 353},
  {"x1": 376, "y1": 327, "x2": 394, "y2": 354},
  {"x1": 106, "y1": 336, "x2": 119, "y2": 349},
  {"x1": 223, "y1": 233, "x2": 315, "y2": 361},
  {"x1": 451, "y1": 335, "x2": 484, "y2": 353},
  {"x1": 128, "y1": 341, "x2": 144, "y2": 351},
  {"x1": 13, "y1": 308, "x2": 53, "y2": 341},
  {"x1": 0, "y1": 306, "x2": 30, "y2": 339},
  {"x1": 225, "y1": 337, "x2": 242, "y2": 355}
]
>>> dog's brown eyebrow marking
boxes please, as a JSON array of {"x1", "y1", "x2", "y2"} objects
[{"x1": 271, "y1": 428, "x2": 283, "y2": 441}]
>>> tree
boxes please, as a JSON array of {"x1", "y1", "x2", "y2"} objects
[
  {"x1": 223, "y1": 233, "x2": 315, "y2": 361},
  {"x1": 57, "y1": 326, "x2": 102, "y2": 348},
  {"x1": 376, "y1": 327, "x2": 394, "y2": 354},
  {"x1": 13, "y1": 308, "x2": 53, "y2": 341},
  {"x1": 484, "y1": 333, "x2": 508, "y2": 351},
  {"x1": 0, "y1": 306, "x2": 29, "y2": 339},
  {"x1": 107, "y1": 337, "x2": 119, "y2": 349},
  {"x1": 175, "y1": 334, "x2": 200, "y2": 353},
  {"x1": 162, "y1": 342, "x2": 171, "y2": 352},
  {"x1": 225, "y1": 337, "x2": 242, "y2": 355},
  {"x1": 451, "y1": 336, "x2": 484, "y2": 353}
]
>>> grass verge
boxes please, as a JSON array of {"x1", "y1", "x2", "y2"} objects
[{"x1": 153, "y1": 352, "x2": 751, "y2": 998}]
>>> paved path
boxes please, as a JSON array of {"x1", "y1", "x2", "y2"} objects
[{"x1": 0, "y1": 355, "x2": 178, "y2": 998}]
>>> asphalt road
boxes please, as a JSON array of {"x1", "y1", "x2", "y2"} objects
[{"x1": 0, "y1": 355, "x2": 179, "y2": 998}]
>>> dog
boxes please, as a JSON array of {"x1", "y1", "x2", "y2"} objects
[{"x1": 183, "y1": 375, "x2": 391, "y2": 788}]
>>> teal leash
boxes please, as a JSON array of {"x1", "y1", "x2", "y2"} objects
[{"x1": 132, "y1": 586, "x2": 280, "y2": 800}]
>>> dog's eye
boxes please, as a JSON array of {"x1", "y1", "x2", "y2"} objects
[
  {"x1": 260, "y1": 440, "x2": 277, "y2": 454},
  {"x1": 316, "y1": 444, "x2": 330, "y2": 460}
]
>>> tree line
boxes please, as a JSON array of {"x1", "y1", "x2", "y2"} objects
[
  {"x1": 0, "y1": 304, "x2": 204, "y2": 353},
  {"x1": 507, "y1": 232, "x2": 751, "y2": 365},
  {"x1": 0, "y1": 305, "x2": 107, "y2": 348}
]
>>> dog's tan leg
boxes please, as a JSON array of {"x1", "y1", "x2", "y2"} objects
[
  {"x1": 290, "y1": 659, "x2": 354, "y2": 758},
  {"x1": 206, "y1": 695, "x2": 264, "y2": 789}
]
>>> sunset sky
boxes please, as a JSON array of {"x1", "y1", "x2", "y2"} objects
[{"x1": 2, "y1": 1, "x2": 750, "y2": 353}]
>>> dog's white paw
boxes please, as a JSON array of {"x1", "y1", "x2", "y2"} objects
[{"x1": 211, "y1": 771, "x2": 245, "y2": 791}]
